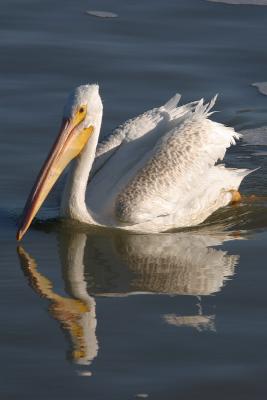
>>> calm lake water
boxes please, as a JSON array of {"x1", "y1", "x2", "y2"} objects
[{"x1": 1, "y1": 0, "x2": 267, "y2": 399}]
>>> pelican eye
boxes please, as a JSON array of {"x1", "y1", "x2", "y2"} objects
[{"x1": 79, "y1": 107, "x2": 85, "y2": 114}]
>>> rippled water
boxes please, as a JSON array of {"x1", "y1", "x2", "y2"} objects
[{"x1": 1, "y1": 0, "x2": 267, "y2": 399}]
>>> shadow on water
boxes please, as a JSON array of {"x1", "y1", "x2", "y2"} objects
[
  {"x1": 17, "y1": 222, "x2": 242, "y2": 368},
  {"x1": 199, "y1": 200, "x2": 267, "y2": 232}
]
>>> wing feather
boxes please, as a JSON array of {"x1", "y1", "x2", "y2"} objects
[
  {"x1": 115, "y1": 96, "x2": 242, "y2": 224},
  {"x1": 90, "y1": 93, "x2": 182, "y2": 177},
  {"x1": 87, "y1": 93, "x2": 197, "y2": 215}
]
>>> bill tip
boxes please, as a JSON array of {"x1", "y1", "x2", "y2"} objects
[{"x1": 16, "y1": 229, "x2": 23, "y2": 241}]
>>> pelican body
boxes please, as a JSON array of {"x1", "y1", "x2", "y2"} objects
[{"x1": 17, "y1": 84, "x2": 251, "y2": 240}]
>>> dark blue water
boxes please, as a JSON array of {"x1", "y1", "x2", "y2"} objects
[{"x1": 1, "y1": 0, "x2": 267, "y2": 398}]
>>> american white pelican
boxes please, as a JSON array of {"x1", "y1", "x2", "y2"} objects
[{"x1": 17, "y1": 84, "x2": 251, "y2": 240}]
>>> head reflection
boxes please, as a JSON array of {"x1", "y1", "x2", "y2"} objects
[{"x1": 18, "y1": 227, "x2": 239, "y2": 367}]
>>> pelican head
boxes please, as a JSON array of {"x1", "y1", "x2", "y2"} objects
[{"x1": 17, "y1": 84, "x2": 103, "y2": 241}]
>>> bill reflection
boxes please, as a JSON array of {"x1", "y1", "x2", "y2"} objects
[{"x1": 18, "y1": 235, "x2": 98, "y2": 367}]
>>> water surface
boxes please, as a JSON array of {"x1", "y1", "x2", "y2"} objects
[{"x1": 1, "y1": 0, "x2": 267, "y2": 399}]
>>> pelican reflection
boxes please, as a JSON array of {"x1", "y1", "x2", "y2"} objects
[
  {"x1": 111, "y1": 233, "x2": 238, "y2": 295},
  {"x1": 18, "y1": 228, "x2": 240, "y2": 366}
]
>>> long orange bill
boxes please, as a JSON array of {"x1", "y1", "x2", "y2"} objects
[{"x1": 17, "y1": 109, "x2": 93, "y2": 241}]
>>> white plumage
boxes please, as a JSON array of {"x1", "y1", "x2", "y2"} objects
[
  {"x1": 62, "y1": 85, "x2": 250, "y2": 233},
  {"x1": 18, "y1": 84, "x2": 252, "y2": 240}
]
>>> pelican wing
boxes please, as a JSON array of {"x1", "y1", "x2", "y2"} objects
[
  {"x1": 87, "y1": 94, "x2": 199, "y2": 214},
  {"x1": 113, "y1": 97, "x2": 246, "y2": 225},
  {"x1": 87, "y1": 96, "x2": 250, "y2": 229},
  {"x1": 90, "y1": 93, "x2": 199, "y2": 177}
]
